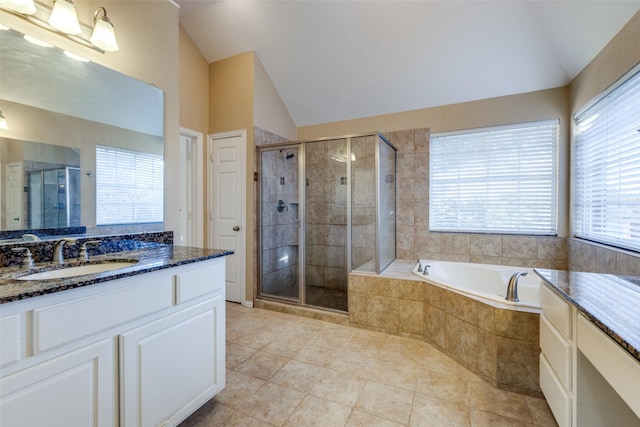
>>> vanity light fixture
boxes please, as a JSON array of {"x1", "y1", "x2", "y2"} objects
[
  {"x1": 0, "y1": 110, "x2": 9, "y2": 130},
  {"x1": 0, "y1": 0, "x2": 36, "y2": 15},
  {"x1": 48, "y1": 0, "x2": 81, "y2": 35},
  {"x1": 89, "y1": 7, "x2": 118, "y2": 52},
  {"x1": 0, "y1": 0, "x2": 119, "y2": 53}
]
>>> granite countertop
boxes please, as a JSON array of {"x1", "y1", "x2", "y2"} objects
[
  {"x1": 0, "y1": 245, "x2": 233, "y2": 304},
  {"x1": 534, "y1": 268, "x2": 640, "y2": 363}
]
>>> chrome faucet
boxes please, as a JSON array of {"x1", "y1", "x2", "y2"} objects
[
  {"x1": 505, "y1": 272, "x2": 528, "y2": 302},
  {"x1": 53, "y1": 238, "x2": 77, "y2": 264}
]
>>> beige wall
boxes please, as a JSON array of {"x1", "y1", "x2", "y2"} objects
[
  {"x1": 179, "y1": 25, "x2": 209, "y2": 133},
  {"x1": 209, "y1": 52, "x2": 255, "y2": 302},
  {"x1": 209, "y1": 52, "x2": 255, "y2": 135},
  {"x1": 569, "y1": 10, "x2": 640, "y2": 114},
  {"x1": 298, "y1": 87, "x2": 571, "y2": 238},
  {"x1": 254, "y1": 56, "x2": 297, "y2": 141},
  {"x1": 566, "y1": 10, "x2": 640, "y2": 274}
]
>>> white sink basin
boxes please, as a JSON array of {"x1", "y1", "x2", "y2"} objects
[{"x1": 16, "y1": 262, "x2": 138, "y2": 281}]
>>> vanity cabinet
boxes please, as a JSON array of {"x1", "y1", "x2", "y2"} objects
[
  {"x1": 0, "y1": 257, "x2": 226, "y2": 427},
  {"x1": 539, "y1": 284, "x2": 575, "y2": 427},
  {"x1": 540, "y1": 283, "x2": 640, "y2": 427}
]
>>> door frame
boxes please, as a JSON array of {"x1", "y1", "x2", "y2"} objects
[
  {"x1": 207, "y1": 129, "x2": 248, "y2": 306},
  {"x1": 178, "y1": 127, "x2": 204, "y2": 248}
]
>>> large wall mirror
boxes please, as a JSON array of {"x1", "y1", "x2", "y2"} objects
[{"x1": 0, "y1": 26, "x2": 164, "y2": 241}]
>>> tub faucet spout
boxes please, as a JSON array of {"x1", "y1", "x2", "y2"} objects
[{"x1": 505, "y1": 272, "x2": 528, "y2": 302}]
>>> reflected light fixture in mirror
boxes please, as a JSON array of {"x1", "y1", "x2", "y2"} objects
[
  {"x1": 0, "y1": 0, "x2": 36, "y2": 15},
  {"x1": 0, "y1": 110, "x2": 8, "y2": 130},
  {"x1": 48, "y1": 0, "x2": 81, "y2": 35},
  {"x1": 89, "y1": 7, "x2": 118, "y2": 52}
]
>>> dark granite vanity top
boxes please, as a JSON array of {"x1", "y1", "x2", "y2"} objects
[
  {"x1": 534, "y1": 268, "x2": 640, "y2": 363},
  {"x1": 0, "y1": 245, "x2": 233, "y2": 304}
]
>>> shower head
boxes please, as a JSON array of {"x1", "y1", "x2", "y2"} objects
[{"x1": 280, "y1": 150, "x2": 295, "y2": 160}]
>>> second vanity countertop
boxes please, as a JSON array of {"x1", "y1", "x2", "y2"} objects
[
  {"x1": 534, "y1": 268, "x2": 640, "y2": 363},
  {"x1": 0, "y1": 245, "x2": 233, "y2": 305}
]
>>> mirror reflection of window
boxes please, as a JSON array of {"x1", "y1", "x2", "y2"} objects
[{"x1": 95, "y1": 146, "x2": 164, "y2": 226}]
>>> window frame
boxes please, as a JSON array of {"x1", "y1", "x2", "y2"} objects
[
  {"x1": 429, "y1": 119, "x2": 560, "y2": 236},
  {"x1": 95, "y1": 145, "x2": 164, "y2": 226},
  {"x1": 572, "y1": 63, "x2": 640, "y2": 253}
]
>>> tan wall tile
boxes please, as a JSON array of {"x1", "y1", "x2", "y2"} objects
[
  {"x1": 414, "y1": 128, "x2": 430, "y2": 153},
  {"x1": 445, "y1": 292, "x2": 478, "y2": 325},
  {"x1": 477, "y1": 303, "x2": 495, "y2": 333},
  {"x1": 441, "y1": 234, "x2": 471, "y2": 255},
  {"x1": 502, "y1": 236, "x2": 538, "y2": 259},
  {"x1": 494, "y1": 310, "x2": 539, "y2": 342},
  {"x1": 477, "y1": 329, "x2": 497, "y2": 381},
  {"x1": 348, "y1": 274, "x2": 367, "y2": 294},
  {"x1": 348, "y1": 292, "x2": 367, "y2": 326},
  {"x1": 424, "y1": 304, "x2": 446, "y2": 350},
  {"x1": 426, "y1": 284, "x2": 446, "y2": 309},
  {"x1": 496, "y1": 337, "x2": 540, "y2": 393},
  {"x1": 395, "y1": 279, "x2": 425, "y2": 301},
  {"x1": 445, "y1": 315, "x2": 478, "y2": 371},
  {"x1": 399, "y1": 299, "x2": 424, "y2": 336},
  {"x1": 367, "y1": 295, "x2": 399, "y2": 332},
  {"x1": 470, "y1": 235, "x2": 503, "y2": 257}
]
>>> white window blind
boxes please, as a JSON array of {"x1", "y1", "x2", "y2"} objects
[
  {"x1": 573, "y1": 67, "x2": 640, "y2": 252},
  {"x1": 429, "y1": 120, "x2": 559, "y2": 235},
  {"x1": 96, "y1": 146, "x2": 164, "y2": 225}
]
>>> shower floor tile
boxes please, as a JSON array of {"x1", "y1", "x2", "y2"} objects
[{"x1": 179, "y1": 303, "x2": 558, "y2": 427}]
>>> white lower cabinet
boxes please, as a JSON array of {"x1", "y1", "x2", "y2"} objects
[
  {"x1": 540, "y1": 283, "x2": 640, "y2": 427},
  {"x1": 0, "y1": 338, "x2": 116, "y2": 427},
  {"x1": 0, "y1": 257, "x2": 226, "y2": 427},
  {"x1": 120, "y1": 296, "x2": 225, "y2": 427}
]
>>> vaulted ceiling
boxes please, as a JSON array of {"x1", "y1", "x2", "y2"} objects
[{"x1": 178, "y1": 1, "x2": 640, "y2": 127}]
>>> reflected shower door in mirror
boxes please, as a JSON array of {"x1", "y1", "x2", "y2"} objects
[
  {"x1": 0, "y1": 26, "x2": 163, "y2": 238},
  {"x1": 259, "y1": 146, "x2": 301, "y2": 301}
]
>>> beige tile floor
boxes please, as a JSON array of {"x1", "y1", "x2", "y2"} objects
[{"x1": 180, "y1": 302, "x2": 558, "y2": 427}]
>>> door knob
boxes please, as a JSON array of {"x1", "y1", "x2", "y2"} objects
[{"x1": 233, "y1": 226, "x2": 240, "y2": 231}]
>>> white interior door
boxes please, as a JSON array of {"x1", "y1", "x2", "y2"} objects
[
  {"x1": 6, "y1": 162, "x2": 23, "y2": 230},
  {"x1": 178, "y1": 128, "x2": 204, "y2": 248},
  {"x1": 209, "y1": 130, "x2": 246, "y2": 304}
]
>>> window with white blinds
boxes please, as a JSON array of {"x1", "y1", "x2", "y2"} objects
[
  {"x1": 429, "y1": 120, "x2": 559, "y2": 235},
  {"x1": 573, "y1": 66, "x2": 640, "y2": 252},
  {"x1": 96, "y1": 146, "x2": 164, "y2": 225}
]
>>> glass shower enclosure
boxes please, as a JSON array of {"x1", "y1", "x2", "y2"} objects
[{"x1": 258, "y1": 132, "x2": 396, "y2": 312}]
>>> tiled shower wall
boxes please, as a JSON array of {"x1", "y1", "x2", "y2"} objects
[
  {"x1": 305, "y1": 139, "x2": 348, "y2": 291},
  {"x1": 260, "y1": 149, "x2": 299, "y2": 295},
  {"x1": 385, "y1": 128, "x2": 569, "y2": 270},
  {"x1": 254, "y1": 127, "x2": 290, "y2": 297}
]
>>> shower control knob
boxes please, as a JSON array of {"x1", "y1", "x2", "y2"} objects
[{"x1": 233, "y1": 226, "x2": 240, "y2": 231}]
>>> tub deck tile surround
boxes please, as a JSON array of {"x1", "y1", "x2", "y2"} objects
[
  {"x1": 180, "y1": 302, "x2": 558, "y2": 427},
  {"x1": 348, "y1": 259, "x2": 542, "y2": 396}
]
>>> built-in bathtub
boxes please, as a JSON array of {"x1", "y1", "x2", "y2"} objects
[
  {"x1": 412, "y1": 260, "x2": 541, "y2": 311},
  {"x1": 348, "y1": 259, "x2": 542, "y2": 396}
]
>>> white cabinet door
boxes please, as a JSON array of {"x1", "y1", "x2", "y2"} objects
[
  {"x1": 119, "y1": 297, "x2": 225, "y2": 427},
  {"x1": 0, "y1": 338, "x2": 116, "y2": 427}
]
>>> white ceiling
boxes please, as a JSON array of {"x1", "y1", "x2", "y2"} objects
[{"x1": 178, "y1": 0, "x2": 640, "y2": 127}]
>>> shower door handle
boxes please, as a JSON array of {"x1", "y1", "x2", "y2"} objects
[{"x1": 233, "y1": 226, "x2": 240, "y2": 231}]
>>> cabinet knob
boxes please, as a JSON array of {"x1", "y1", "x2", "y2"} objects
[{"x1": 233, "y1": 226, "x2": 240, "y2": 231}]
